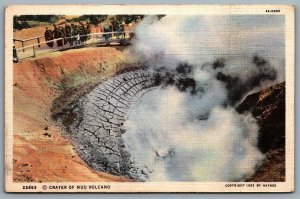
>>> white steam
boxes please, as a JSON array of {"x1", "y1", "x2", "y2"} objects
[
  {"x1": 133, "y1": 15, "x2": 285, "y2": 82},
  {"x1": 123, "y1": 15, "x2": 284, "y2": 181},
  {"x1": 124, "y1": 88, "x2": 262, "y2": 181}
]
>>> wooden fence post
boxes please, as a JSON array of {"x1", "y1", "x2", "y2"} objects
[
  {"x1": 22, "y1": 41, "x2": 25, "y2": 52},
  {"x1": 37, "y1": 37, "x2": 41, "y2": 47},
  {"x1": 33, "y1": 46, "x2": 36, "y2": 58}
]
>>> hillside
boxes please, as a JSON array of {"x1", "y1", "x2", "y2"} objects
[{"x1": 237, "y1": 82, "x2": 285, "y2": 181}]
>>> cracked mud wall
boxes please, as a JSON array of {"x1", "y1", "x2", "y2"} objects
[{"x1": 56, "y1": 70, "x2": 156, "y2": 180}]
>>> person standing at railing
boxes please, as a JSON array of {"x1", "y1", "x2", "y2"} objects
[
  {"x1": 109, "y1": 20, "x2": 114, "y2": 39},
  {"x1": 79, "y1": 21, "x2": 87, "y2": 44},
  {"x1": 61, "y1": 23, "x2": 67, "y2": 45},
  {"x1": 116, "y1": 23, "x2": 121, "y2": 39},
  {"x1": 86, "y1": 21, "x2": 91, "y2": 40},
  {"x1": 111, "y1": 19, "x2": 118, "y2": 38},
  {"x1": 56, "y1": 25, "x2": 65, "y2": 47},
  {"x1": 103, "y1": 23, "x2": 110, "y2": 44},
  {"x1": 121, "y1": 21, "x2": 126, "y2": 40},
  {"x1": 53, "y1": 24, "x2": 59, "y2": 47},
  {"x1": 95, "y1": 23, "x2": 103, "y2": 39},
  {"x1": 53, "y1": 24, "x2": 65, "y2": 47},
  {"x1": 65, "y1": 23, "x2": 72, "y2": 46},
  {"x1": 128, "y1": 23, "x2": 135, "y2": 39},
  {"x1": 44, "y1": 27, "x2": 54, "y2": 48},
  {"x1": 114, "y1": 20, "x2": 121, "y2": 39},
  {"x1": 70, "y1": 23, "x2": 77, "y2": 46},
  {"x1": 75, "y1": 24, "x2": 81, "y2": 45}
]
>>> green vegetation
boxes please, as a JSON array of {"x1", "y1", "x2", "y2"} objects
[
  {"x1": 13, "y1": 14, "x2": 147, "y2": 31},
  {"x1": 70, "y1": 15, "x2": 144, "y2": 25},
  {"x1": 13, "y1": 15, "x2": 60, "y2": 30},
  {"x1": 70, "y1": 15, "x2": 107, "y2": 25}
]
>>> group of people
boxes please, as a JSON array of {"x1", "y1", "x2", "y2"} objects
[
  {"x1": 44, "y1": 17, "x2": 139, "y2": 48},
  {"x1": 44, "y1": 21, "x2": 90, "y2": 48},
  {"x1": 102, "y1": 20, "x2": 127, "y2": 42}
]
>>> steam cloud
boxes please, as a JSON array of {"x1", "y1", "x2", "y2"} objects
[{"x1": 123, "y1": 15, "x2": 285, "y2": 181}]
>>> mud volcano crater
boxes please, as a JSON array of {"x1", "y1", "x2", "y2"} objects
[
  {"x1": 51, "y1": 63, "x2": 200, "y2": 181},
  {"x1": 52, "y1": 58, "x2": 285, "y2": 182},
  {"x1": 53, "y1": 70, "x2": 155, "y2": 180}
]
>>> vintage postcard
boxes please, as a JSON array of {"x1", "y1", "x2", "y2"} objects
[{"x1": 5, "y1": 5, "x2": 294, "y2": 192}]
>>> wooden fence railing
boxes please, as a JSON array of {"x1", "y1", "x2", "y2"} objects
[
  {"x1": 14, "y1": 35, "x2": 44, "y2": 52},
  {"x1": 13, "y1": 31, "x2": 134, "y2": 61}
]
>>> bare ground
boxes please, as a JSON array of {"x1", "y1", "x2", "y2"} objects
[{"x1": 12, "y1": 46, "x2": 139, "y2": 182}]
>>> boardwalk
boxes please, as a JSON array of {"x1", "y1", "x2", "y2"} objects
[{"x1": 13, "y1": 31, "x2": 134, "y2": 61}]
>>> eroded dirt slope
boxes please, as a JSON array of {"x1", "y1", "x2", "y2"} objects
[{"x1": 12, "y1": 47, "x2": 137, "y2": 182}]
